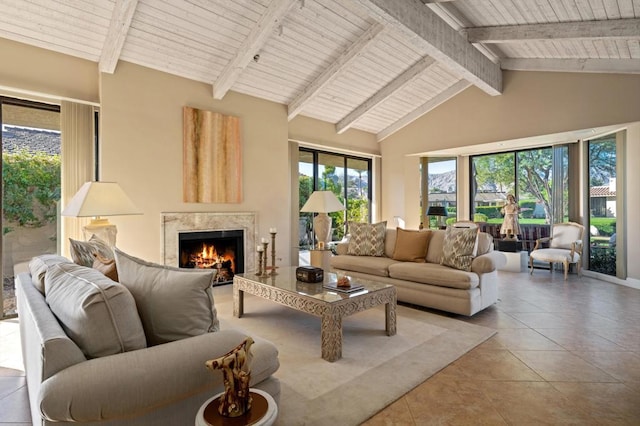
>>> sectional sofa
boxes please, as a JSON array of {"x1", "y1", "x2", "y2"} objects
[
  {"x1": 16, "y1": 250, "x2": 280, "y2": 425},
  {"x1": 331, "y1": 226, "x2": 504, "y2": 316}
]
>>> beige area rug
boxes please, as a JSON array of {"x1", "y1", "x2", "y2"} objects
[{"x1": 213, "y1": 285, "x2": 495, "y2": 426}]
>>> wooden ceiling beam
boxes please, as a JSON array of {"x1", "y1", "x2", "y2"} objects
[
  {"x1": 501, "y1": 58, "x2": 640, "y2": 74},
  {"x1": 99, "y1": 0, "x2": 138, "y2": 74},
  {"x1": 355, "y1": 0, "x2": 501, "y2": 96},
  {"x1": 467, "y1": 18, "x2": 640, "y2": 43},
  {"x1": 287, "y1": 22, "x2": 384, "y2": 121},
  {"x1": 336, "y1": 56, "x2": 436, "y2": 134},
  {"x1": 213, "y1": 0, "x2": 297, "y2": 100},
  {"x1": 377, "y1": 80, "x2": 470, "y2": 142}
]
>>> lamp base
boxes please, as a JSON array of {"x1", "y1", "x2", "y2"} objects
[
  {"x1": 313, "y1": 213, "x2": 332, "y2": 249},
  {"x1": 83, "y1": 218, "x2": 117, "y2": 246}
]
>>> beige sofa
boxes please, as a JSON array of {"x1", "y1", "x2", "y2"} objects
[
  {"x1": 16, "y1": 255, "x2": 280, "y2": 426},
  {"x1": 331, "y1": 228, "x2": 504, "y2": 316}
]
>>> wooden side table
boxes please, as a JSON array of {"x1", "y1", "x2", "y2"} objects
[
  {"x1": 310, "y1": 249, "x2": 332, "y2": 271},
  {"x1": 195, "y1": 388, "x2": 277, "y2": 426}
]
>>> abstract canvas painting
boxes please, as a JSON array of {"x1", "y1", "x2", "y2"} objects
[{"x1": 183, "y1": 106, "x2": 242, "y2": 203}]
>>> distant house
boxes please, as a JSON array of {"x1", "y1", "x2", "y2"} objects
[{"x1": 590, "y1": 178, "x2": 616, "y2": 217}]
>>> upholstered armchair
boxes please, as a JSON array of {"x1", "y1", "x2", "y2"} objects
[{"x1": 529, "y1": 222, "x2": 585, "y2": 280}]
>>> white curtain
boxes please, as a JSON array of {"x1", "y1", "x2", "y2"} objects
[{"x1": 60, "y1": 101, "x2": 94, "y2": 257}]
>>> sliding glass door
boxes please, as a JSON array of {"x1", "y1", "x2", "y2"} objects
[{"x1": 1, "y1": 97, "x2": 61, "y2": 318}]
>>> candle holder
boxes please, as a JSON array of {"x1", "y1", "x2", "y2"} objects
[
  {"x1": 270, "y1": 231, "x2": 277, "y2": 275},
  {"x1": 261, "y1": 241, "x2": 269, "y2": 277},
  {"x1": 256, "y1": 246, "x2": 264, "y2": 276}
]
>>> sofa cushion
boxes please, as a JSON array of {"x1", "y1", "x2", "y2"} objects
[
  {"x1": 331, "y1": 255, "x2": 400, "y2": 277},
  {"x1": 28, "y1": 254, "x2": 73, "y2": 294},
  {"x1": 426, "y1": 230, "x2": 446, "y2": 264},
  {"x1": 476, "y1": 232, "x2": 494, "y2": 256},
  {"x1": 114, "y1": 248, "x2": 219, "y2": 346},
  {"x1": 347, "y1": 221, "x2": 386, "y2": 256},
  {"x1": 392, "y1": 228, "x2": 431, "y2": 262},
  {"x1": 44, "y1": 263, "x2": 147, "y2": 358},
  {"x1": 441, "y1": 226, "x2": 479, "y2": 272},
  {"x1": 388, "y1": 262, "x2": 479, "y2": 290},
  {"x1": 69, "y1": 234, "x2": 114, "y2": 267}
]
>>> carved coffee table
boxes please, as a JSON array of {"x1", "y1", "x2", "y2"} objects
[{"x1": 233, "y1": 267, "x2": 397, "y2": 362}]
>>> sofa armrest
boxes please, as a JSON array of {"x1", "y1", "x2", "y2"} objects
[
  {"x1": 335, "y1": 242, "x2": 349, "y2": 256},
  {"x1": 39, "y1": 329, "x2": 278, "y2": 423},
  {"x1": 471, "y1": 251, "x2": 506, "y2": 274}
]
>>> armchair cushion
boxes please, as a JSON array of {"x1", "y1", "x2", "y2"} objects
[
  {"x1": 44, "y1": 263, "x2": 147, "y2": 358},
  {"x1": 114, "y1": 248, "x2": 219, "y2": 346},
  {"x1": 530, "y1": 248, "x2": 581, "y2": 264}
]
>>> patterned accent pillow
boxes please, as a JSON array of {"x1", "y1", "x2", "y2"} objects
[
  {"x1": 347, "y1": 221, "x2": 387, "y2": 256},
  {"x1": 69, "y1": 235, "x2": 114, "y2": 267},
  {"x1": 441, "y1": 226, "x2": 479, "y2": 271}
]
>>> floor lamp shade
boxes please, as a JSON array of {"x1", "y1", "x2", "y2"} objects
[
  {"x1": 300, "y1": 191, "x2": 345, "y2": 248},
  {"x1": 62, "y1": 181, "x2": 142, "y2": 245}
]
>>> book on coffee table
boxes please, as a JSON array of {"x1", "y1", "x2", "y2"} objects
[{"x1": 323, "y1": 281, "x2": 365, "y2": 293}]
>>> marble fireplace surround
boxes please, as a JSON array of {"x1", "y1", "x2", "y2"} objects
[{"x1": 161, "y1": 212, "x2": 257, "y2": 273}]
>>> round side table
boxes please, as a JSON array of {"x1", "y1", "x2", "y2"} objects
[{"x1": 195, "y1": 388, "x2": 277, "y2": 426}]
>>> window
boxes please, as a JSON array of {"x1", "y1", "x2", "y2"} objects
[
  {"x1": 587, "y1": 135, "x2": 618, "y2": 277},
  {"x1": 422, "y1": 157, "x2": 456, "y2": 228},
  {"x1": 298, "y1": 148, "x2": 372, "y2": 248},
  {"x1": 1, "y1": 97, "x2": 61, "y2": 318}
]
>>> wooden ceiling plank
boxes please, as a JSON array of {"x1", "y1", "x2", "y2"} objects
[
  {"x1": 377, "y1": 80, "x2": 471, "y2": 142},
  {"x1": 213, "y1": 0, "x2": 298, "y2": 100},
  {"x1": 336, "y1": 56, "x2": 436, "y2": 133},
  {"x1": 356, "y1": 0, "x2": 502, "y2": 96},
  {"x1": 286, "y1": 22, "x2": 385, "y2": 120},
  {"x1": 501, "y1": 57, "x2": 640, "y2": 72},
  {"x1": 466, "y1": 18, "x2": 640, "y2": 43},
  {"x1": 99, "y1": 0, "x2": 139, "y2": 74}
]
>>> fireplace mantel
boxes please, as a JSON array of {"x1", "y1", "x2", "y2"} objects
[{"x1": 161, "y1": 212, "x2": 257, "y2": 273}]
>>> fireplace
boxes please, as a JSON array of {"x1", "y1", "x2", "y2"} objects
[
  {"x1": 161, "y1": 212, "x2": 257, "y2": 281},
  {"x1": 179, "y1": 230, "x2": 244, "y2": 284}
]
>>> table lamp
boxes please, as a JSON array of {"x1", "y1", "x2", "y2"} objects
[
  {"x1": 426, "y1": 205, "x2": 448, "y2": 229},
  {"x1": 62, "y1": 181, "x2": 142, "y2": 246},
  {"x1": 300, "y1": 191, "x2": 345, "y2": 249}
]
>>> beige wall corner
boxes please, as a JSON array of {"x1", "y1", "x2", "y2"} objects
[
  {"x1": 288, "y1": 115, "x2": 378, "y2": 155},
  {"x1": 99, "y1": 61, "x2": 290, "y2": 264},
  {"x1": 0, "y1": 37, "x2": 98, "y2": 103}
]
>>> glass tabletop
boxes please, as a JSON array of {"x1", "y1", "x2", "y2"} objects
[{"x1": 236, "y1": 266, "x2": 393, "y2": 303}]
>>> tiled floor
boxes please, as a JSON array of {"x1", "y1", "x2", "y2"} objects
[{"x1": 2, "y1": 270, "x2": 639, "y2": 425}]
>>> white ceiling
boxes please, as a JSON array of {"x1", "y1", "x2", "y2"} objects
[{"x1": 1, "y1": 0, "x2": 638, "y2": 141}]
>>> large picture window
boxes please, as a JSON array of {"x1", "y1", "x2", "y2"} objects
[
  {"x1": 298, "y1": 147, "x2": 371, "y2": 248},
  {"x1": 422, "y1": 157, "x2": 456, "y2": 228}
]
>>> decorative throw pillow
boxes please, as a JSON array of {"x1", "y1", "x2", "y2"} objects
[
  {"x1": 347, "y1": 221, "x2": 387, "y2": 256},
  {"x1": 93, "y1": 253, "x2": 118, "y2": 282},
  {"x1": 114, "y1": 248, "x2": 219, "y2": 346},
  {"x1": 441, "y1": 226, "x2": 479, "y2": 271},
  {"x1": 28, "y1": 254, "x2": 73, "y2": 294},
  {"x1": 45, "y1": 263, "x2": 147, "y2": 358},
  {"x1": 69, "y1": 235, "x2": 114, "y2": 267},
  {"x1": 392, "y1": 228, "x2": 432, "y2": 262}
]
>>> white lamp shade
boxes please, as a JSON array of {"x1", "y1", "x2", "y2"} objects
[
  {"x1": 62, "y1": 182, "x2": 142, "y2": 218},
  {"x1": 300, "y1": 191, "x2": 344, "y2": 213}
]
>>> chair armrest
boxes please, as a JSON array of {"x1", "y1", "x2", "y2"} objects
[
  {"x1": 533, "y1": 237, "x2": 551, "y2": 250},
  {"x1": 571, "y1": 240, "x2": 583, "y2": 256},
  {"x1": 39, "y1": 329, "x2": 276, "y2": 423}
]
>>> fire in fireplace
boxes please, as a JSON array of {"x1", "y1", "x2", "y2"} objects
[{"x1": 178, "y1": 230, "x2": 244, "y2": 284}]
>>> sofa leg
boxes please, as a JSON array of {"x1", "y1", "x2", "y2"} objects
[{"x1": 549, "y1": 263, "x2": 553, "y2": 273}]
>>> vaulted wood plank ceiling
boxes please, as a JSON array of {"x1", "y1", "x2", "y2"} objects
[{"x1": 1, "y1": 0, "x2": 638, "y2": 141}]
